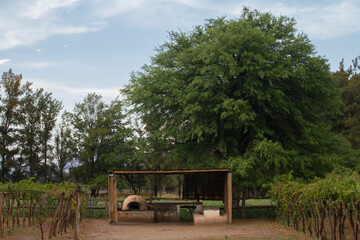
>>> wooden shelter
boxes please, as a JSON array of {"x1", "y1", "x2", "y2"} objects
[{"x1": 108, "y1": 169, "x2": 232, "y2": 224}]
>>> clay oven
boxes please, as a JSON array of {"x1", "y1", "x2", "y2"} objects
[{"x1": 122, "y1": 195, "x2": 147, "y2": 211}]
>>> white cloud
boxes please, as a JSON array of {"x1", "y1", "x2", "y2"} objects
[
  {"x1": 0, "y1": 59, "x2": 10, "y2": 65},
  {"x1": 16, "y1": 60, "x2": 80, "y2": 69},
  {"x1": 94, "y1": 0, "x2": 204, "y2": 18},
  {"x1": 301, "y1": 1, "x2": 360, "y2": 39},
  {"x1": 22, "y1": 77, "x2": 123, "y2": 111},
  {"x1": 0, "y1": 0, "x2": 359, "y2": 52},
  {"x1": 29, "y1": 78, "x2": 121, "y2": 99},
  {"x1": 88, "y1": 0, "x2": 207, "y2": 28},
  {"x1": 229, "y1": 0, "x2": 360, "y2": 39},
  {"x1": 0, "y1": 1, "x2": 106, "y2": 51},
  {"x1": 0, "y1": 20, "x2": 105, "y2": 51},
  {"x1": 21, "y1": 0, "x2": 80, "y2": 19}
]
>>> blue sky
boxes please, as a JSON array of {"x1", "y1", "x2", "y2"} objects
[{"x1": 0, "y1": 0, "x2": 359, "y2": 111}]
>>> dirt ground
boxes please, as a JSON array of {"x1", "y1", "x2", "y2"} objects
[{"x1": 2, "y1": 218, "x2": 316, "y2": 240}]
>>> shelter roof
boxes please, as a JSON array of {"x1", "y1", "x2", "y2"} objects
[{"x1": 109, "y1": 169, "x2": 230, "y2": 175}]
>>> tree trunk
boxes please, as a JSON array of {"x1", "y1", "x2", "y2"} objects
[
  {"x1": 315, "y1": 201, "x2": 326, "y2": 240},
  {"x1": 125, "y1": 175, "x2": 137, "y2": 194},
  {"x1": 301, "y1": 209, "x2": 306, "y2": 233},
  {"x1": 154, "y1": 175, "x2": 158, "y2": 197},
  {"x1": 241, "y1": 189, "x2": 246, "y2": 219},
  {"x1": 44, "y1": 143, "x2": 47, "y2": 183},
  {"x1": 345, "y1": 202, "x2": 356, "y2": 240},
  {"x1": 351, "y1": 199, "x2": 359, "y2": 240},
  {"x1": 322, "y1": 201, "x2": 335, "y2": 240},
  {"x1": 178, "y1": 176, "x2": 181, "y2": 199},
  {"x1": 90, "y1": 188, "x2": 97, "y2": 198},
  {"x1": 338, "y1": 202, "x2": 346, "y2": 240},
  {"x1": 308, "y1": 201, "x2": 317, "y2": 237}
]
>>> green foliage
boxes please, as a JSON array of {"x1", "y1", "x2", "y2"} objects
[
  {"x1": 0, "y1": 178, "x2": 79, "y2": 199},
  {"x1": 90, "y1": 174, "x2": 109, "y2": 189},
  {"x1": 65, "y1": 93, "x2": 136, "y2": 187},
  {"x1": 271, "y1": 169, "x2": 360, "y2": 222},
  {"x1": 52, "y1": 120, "x2": 76, "y2": 182},
  {"x1": 124, "y1": 8, "x2": 356, "y2": 192},
  {"x1": 0, "y1": 69, "x2": 31, "y2": 181},
  {"x1": 333, "y1": 56, "x2": 360, "y2": 149},
  {"x1": 0, "y1": 70, "x2": 63, "y2": 182}
]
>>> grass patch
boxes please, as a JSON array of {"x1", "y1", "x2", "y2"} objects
[
  {"x1": 179, "y1": 208, "x2": 193, "y2": 221},
  {"x1": 84, "y1": 208, "x2": 105, "y2": 218},
  {"x1": 233, "y1": 208, "x2": 276, "y2": 219}
]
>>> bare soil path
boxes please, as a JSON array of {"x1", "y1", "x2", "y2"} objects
[{"x1": 4, "y1": 218, "x2": 316, "y2": 240}]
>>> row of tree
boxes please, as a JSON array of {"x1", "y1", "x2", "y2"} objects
[
  {"x1": 0, "y1": 70, "x2": 139, "y2": 186},
  {"x1": 0, "y1": 9, "x2": 359, "y2": 197},
  {"x1": 0, "y1": 70, "x2": 62, "y2": 182}
]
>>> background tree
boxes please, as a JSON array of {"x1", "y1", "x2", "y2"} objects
[
  {"x1": 0, "y1": 69, "x2": 31, "y2": 181},
  {"x1": 18, "y1": 89, "x2": 43, "y2": 178},
  {"x1": 38, "y1": 91, "x2": 62, "y2": 182},
  {"x1": 52, "y1": 119, "x2": 75, "y2": 182},
  {"x1": 123, "y1": 9, "x2": 357, "y2": 194},
  {"x1": 65, "y1": 93, "x2": 130, "y2": 193},
  {"x1": 333, "y1": 56, "x2": 360, "y2": 149}
]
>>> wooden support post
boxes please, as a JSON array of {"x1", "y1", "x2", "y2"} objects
[
  {"x1": 224, "y1": 177, "x2": 228, "y2": 213},
  {"x1": 112, "y1": 176, "x2": 117, "y2": 224},
  {"x1": 226, "y1": 172, "x2": 232, "y2": 224},
  {"x1": 108, "y1": 175, "x2": 113, "y2": 222},
  {"x1": 108, "y1": 174, "x2": 117, "y2": 224}
]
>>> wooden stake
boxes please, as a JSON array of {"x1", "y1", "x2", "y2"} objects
[
  {"x1": 10, "y1": 191, "x2": 15, "y2": 230},
  {"x1": 28, "y1": 197, "x2": 32, "y2": 227},
  {"x1": 6, "y1": 191, "x2": 10, "y2": 232},
  {"x1": 16, "y1": 192, "x2": 20, "y2": 226},
  {"x1": 58, "y1": 198, "x2": 67, "y2": 235},
  {"x1": 74, "y1": 191, "x2": 81, "y2": 240},
  {"x1": 57, "y1": 195, "x2": 67, "y2": 235},
  {"x1": 48, "y1": 192, "x2": 64, "y2": 239},
  {"x1": 0, "y1": 193, "x2": 3, "y2": 238},
  {"x1": 22, "y1": 193, "x2": 25, "y2": 227},
  {"x1": 32, "y1": 203, "x2": 35, "y2": 225}
]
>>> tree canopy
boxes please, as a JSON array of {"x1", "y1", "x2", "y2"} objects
[{"x1": 123, "y1": 9, "x2": 357, "y2": 186}]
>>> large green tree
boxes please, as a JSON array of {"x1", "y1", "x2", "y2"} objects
[{"x1": 124, "y1": 9, "x2": 356, "y2": 186}]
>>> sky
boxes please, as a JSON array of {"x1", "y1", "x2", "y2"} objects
[{"x1": 0, "y1": 0, "x2": 359, "y2": 111}]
